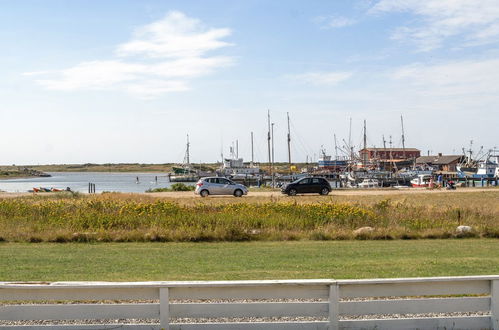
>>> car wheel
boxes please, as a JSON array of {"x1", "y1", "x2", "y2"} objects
[
  {"x1": 320, "y1": 187, "x2": 330, "y2": 195},
  {"x1": 234, "y1": 189, "x2": 243, "y2": 197},
  {"x1": 288, "y1": 188, "x2": 297, "y2": 196},
  {"x1": 200, "y1": 190, "x2": 209, "y2": 197}
]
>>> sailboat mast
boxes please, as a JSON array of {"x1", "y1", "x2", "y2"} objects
[
  {"x1": 363, "y1": 120, "x2": 367, "y2": 166},
  {"x1": 334, "y1": 133, "x2": 338, "y2": 160},
  {"x1": 251, "y1": 132, "x2": 254, "y2": 164},
  {"x1": 267, "y1": 110, "x2": 272, "y2": 174},
  {"x1": 271, "y1": 122, "x2": 275, "y2": 187},
  {"x1": 389, "y1": 135, "x2": 393, "y2": 158},
  {"x1": 363, "y1": 120, "x2": 367, "y2": 150},
  {"x1": 186, "y1": 134, "x2": 190, "y2": 165},
  {"x1": 348, "y1": 117, "x2": 352, "y2": 160},
  {"x1": 401, "y1": 115, "x2": 406, "y2": 158},
  {"x1": 287, "y1": 112, "x2": 291, "y2": 167}
]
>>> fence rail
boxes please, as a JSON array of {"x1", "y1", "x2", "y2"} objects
[{"x1": 1, "y1": 276, "x2": 498, "y2": 329}]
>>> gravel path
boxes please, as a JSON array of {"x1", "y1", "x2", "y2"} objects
[{"x1": 0, "y1": 297, "x2": 490, "y2": 326}]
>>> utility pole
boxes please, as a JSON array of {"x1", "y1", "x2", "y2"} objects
[
  {"x1": 250, "y1": 131, "x2": 254, "y2": 165},
  {"x1": 267, "y1": 110, "x2": 272, "y2": 176},
  {"x1": 401, "y1": 115, "x2": 406, "y2": 158},
  {"x1": 236, "y1": 139, "x2": 239, "y2": 159},
  {"x1": 271, "y1": 122, "x2": 275, "y2": 187},
  {"x1": 287, "y1": 112, "x2": 291, "y2": 170},
  {"x1": 382, "y1": 135, "x2": 387, "y2": 149}
]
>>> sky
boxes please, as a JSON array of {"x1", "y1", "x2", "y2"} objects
[{"x1": 1, "y1": 0, "x2": 498, "y2": 164}]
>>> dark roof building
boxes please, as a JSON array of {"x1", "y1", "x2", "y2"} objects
[{"x1": 416, "y1": 154, "x2": 464, "y2": 172}]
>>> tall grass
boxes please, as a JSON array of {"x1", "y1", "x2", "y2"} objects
[{"x1": 0, "y1": 192, "x2": 498, "y2": 242}]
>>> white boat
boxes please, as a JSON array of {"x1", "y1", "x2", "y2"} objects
[
  {"x1": 411, "y1": 174, "x2": 432, "y2": 187},
  {"x1": 474, "y1": 153, "x2": 498, "y2": 178},
  {"x1": 358, "y1": 178, "x2": 379, "y2": 188}
]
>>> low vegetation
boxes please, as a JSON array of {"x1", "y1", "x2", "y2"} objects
[
  {"x1": 0, "y1": 191, "x2": 498, "y2": 242},
  {"x1": 146, "y1": 183, "x2": 195, "y2": 193}
]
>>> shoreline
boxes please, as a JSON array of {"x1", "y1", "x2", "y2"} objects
[
  {"x1": 0, "y1": 174, "x2": 40, "y2": 181},
  {"x1": 0, "y1": 186, "x2": 496, "y2": 198}
]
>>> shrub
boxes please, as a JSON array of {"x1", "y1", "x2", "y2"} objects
[{"x1": 146, "y1": 183, "x2": 195, "y2": 192}]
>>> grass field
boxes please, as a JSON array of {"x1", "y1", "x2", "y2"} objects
[
  {"x1": 0, "y1": 190, "x2": 498, "y2": 242},
  {"x1": 1, "y1": 240, "x2": 498, "y2": 281}
]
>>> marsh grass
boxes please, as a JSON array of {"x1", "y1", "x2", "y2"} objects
[{"x1": 0, "y1": 190, "x2": 497, "y2": 242}]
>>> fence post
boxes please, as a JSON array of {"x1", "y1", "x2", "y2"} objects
[
  {"x1": 160, "y1": 287, "x2": 169, "y2": 330},
  {"x1": 329, "y1": 282, "x2": 339, "y2": 330},
  {"x1": 492, "y1": 280, "x2": 499, "y2": 330}
]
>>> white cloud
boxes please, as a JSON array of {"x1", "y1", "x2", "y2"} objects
[
  {"x1": 117, "y1": 11, "x2": 232, "y2": 58},
  {"x1": 28, "y1": 11, "x2": 234, "y2": 98},
  {"x1": 314, "y1": 15, "x2": 357, "y2": 29},
  {"x1": 371, "y1": 0, "x2": 499, "y2": 51},
  {"x1": 291, "y1": 71, "x2": 353, "y2": 85},
  {"x1": 391, "y1": 58, "x2": 499, "y2": 105}
]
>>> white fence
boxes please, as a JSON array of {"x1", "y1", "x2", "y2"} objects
[{"x1": 0, "y1": 276, "x2": 498, "y2": 329}]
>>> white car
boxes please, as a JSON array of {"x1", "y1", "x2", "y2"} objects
[{"x1": 195, "y1": 177, "x2": 248, "y2": 197}]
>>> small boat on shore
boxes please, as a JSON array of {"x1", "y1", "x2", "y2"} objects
[{"x1": 29, "y1": 187, "x2": 69, "y2": 193}]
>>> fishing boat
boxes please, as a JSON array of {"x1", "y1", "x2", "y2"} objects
[
  {"x1": 168, "y1": 134, "x2": 205, "y2": 182},
  {"x1": 456, "y1": 141, "x2": 481, "y2": 176},
  {"x1": 473, "y1": 152, "x2": 498, "y2": 179},
  {"x1": 317, "y1": 151, "x2": 347, "y2": 171}
]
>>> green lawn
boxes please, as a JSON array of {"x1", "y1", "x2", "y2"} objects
[{"x1": 1, "y1": 240, "x2": 498, "y2": 281}]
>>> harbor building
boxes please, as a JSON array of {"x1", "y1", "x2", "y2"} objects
[
  {"x1": 416, "y1": 154, "x2": 465, "y2": 172},
  {"x1": 359, "y1": 148, "x2": 421, "y2": 163}
]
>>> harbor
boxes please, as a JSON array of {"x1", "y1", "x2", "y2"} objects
[
  {"x1": 2, "y1": 113, "x2": 498, "y2": 193},
  {"x1": 162, "y1": 114, "x2": 499, "y2": 191}
]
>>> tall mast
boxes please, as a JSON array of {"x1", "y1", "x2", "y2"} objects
[
  {"x1": 271, "y1": 122, "x2": 275, "y2": 187},
  {"x1": 348, "y1": 117, "x2": 352, "y2": 160},
  {"x1": 401, "y1": 115, "x2": 406, "y2": 158},
  {"x1": 267, "y1": 110, "x2": 271, "y2": 174},
  {"x1": 334, "y1": 133, "x2": 338, "y2": 160},
  {"x1": 287, "y1": 112, "x2": 291, "y2": 167},
  {"x1": 363, "y1": 119, "x2": 367, "y2": 150},
  {"x1": 251, "y1": 131, "x2": 254, "y2": 165},
  {"x1": 236, "y1": 139, "x2": 239, "y2": 159},
  {"x1": 389, "y1": 135, "x2": 393, "y2": 160},
  {"x1": 185, "y1": 134, "x2": 190, "y2": 165},
  {"x1": 220, "y1": 135, "x2": 225, "y2": 164},
  {"x1": 363, "y1": 119, "x2": 367, "y2": 166}
]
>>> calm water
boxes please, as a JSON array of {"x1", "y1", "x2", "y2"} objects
[{"x1": 0, "y1": 172, "x2": 178, "y2": 193}]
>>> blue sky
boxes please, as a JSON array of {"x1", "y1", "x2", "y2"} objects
[{"x1": 1, "y1": 0, "x2": 498, "y2": 164}]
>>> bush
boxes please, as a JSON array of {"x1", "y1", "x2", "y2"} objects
[
  {"x1": 146, "y1": 183, "x2": 195, "y2": 193},
  {"x1": 170, "y1": 183, "x2": 195, "y2": 191}
]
